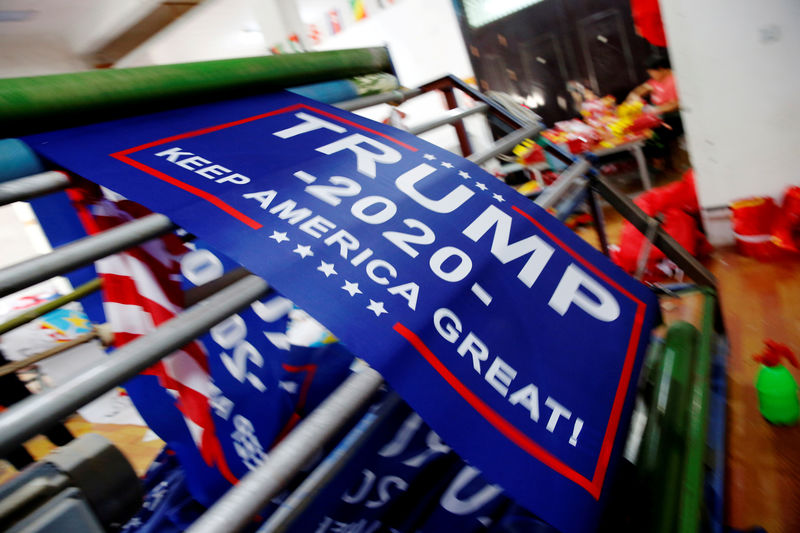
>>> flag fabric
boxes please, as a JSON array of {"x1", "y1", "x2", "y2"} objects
[
  {"x1": 308, "y1": 24, "x2": 322, "y2": 45},
  {"x1": 27, "y1": 91, "x2": 660, "y2": 532},
  {"x1": 71, "y1": 185, "x2": 239, "y2": 494},
  {"x1": 71, "y1": 181, "x2": 357, "y2": 506},
  {"x1": 351, "y1": 0, "x2": 368, "y2": 21},
  {"x1": 329, "y1": 9, "x2": 342, "y2": 34}
]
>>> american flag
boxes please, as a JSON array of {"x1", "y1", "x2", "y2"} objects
[{"x1": 69, "y1": 183, "x2": 237, "y2": 484}]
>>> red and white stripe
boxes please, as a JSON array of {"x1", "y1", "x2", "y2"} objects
[{"x1": 70, "y1": 184, "x2": 237, "y2": 484}]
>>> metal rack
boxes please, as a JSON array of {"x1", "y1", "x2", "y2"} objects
[{"x1": 0, "y1": 48, "x2": 720, "y2": 532}]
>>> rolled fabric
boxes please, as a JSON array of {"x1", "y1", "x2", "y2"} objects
[
  {"x1": 0, "y1": 48, "x2": 392, "y2": 137},
  {"x1": 289, "y1": 73, "x2": 399, "y2": 104},
  {"x1": 0, "y1": 139, "x2": 46, "y2": 183}
]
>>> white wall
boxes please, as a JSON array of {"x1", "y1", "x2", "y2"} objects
[
  {"x1": 65, "y1": 0, "x2": 163, "y2": 56},
  {"x1": 0, "y1": 34, "x2": 88, "y2": 78},
  {"x1": 117, "y1": 0, "x2": 270, "y2": 67},
  {"x1": 312, "y1": 0, "x2": 473, "y2": 88},
  {"x1": 660, "y1": 0, "x2": 800, "y2": 210},
  {"x1": 0, "y1": 0, "x2": 163, "y2": 77},
  {"x1": 308, "y1": 0, "x2": 492, "y2": 155}
]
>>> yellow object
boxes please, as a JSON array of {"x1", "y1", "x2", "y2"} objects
[
  {"x1": 512, "y1": 138, "x2": 537, "y2": 158},
  {"x1": 617, "y1": 100, "x2": 644, "y2": 120},
  {"x1": 516, "y1": 180, "x2": 541, "y2": 195}
]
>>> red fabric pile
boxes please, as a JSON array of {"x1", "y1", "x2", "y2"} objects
[
  {"x1": 630, "y1": 0, "x2": 667, "y2": 47},
  {"x1": 731, "y1": 186, "x2": 800, "y2": 260},
  {"x1": 612, "y1": 169, "x2": 711, "y2": 280}
]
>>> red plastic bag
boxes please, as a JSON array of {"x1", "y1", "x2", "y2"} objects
[
  {"x1": 636, "y1": 169, "x2": 699, "y2": 215},
  {"x1": 628, "y1": 113, "x2": 662, "y2": 135},
  {"x1": 611, "y1": 170, "x2": 708, "y2": 278},
  {"x1": 771, "y1": 186, "x2": 800, "y2": 253},
  {"x1": 730, "y1": 196, "x2": 786, "y2": 260}
]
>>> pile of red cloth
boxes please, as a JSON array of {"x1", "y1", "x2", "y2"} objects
[
  {"x1": 730, "y1": 186, "x2": 800, "y2": 260},
  {"x1": 611, "y1": 169, "x2": 711, "y2": 280}
]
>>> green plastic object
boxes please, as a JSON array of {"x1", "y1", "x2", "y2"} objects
[
  {"x1": 678, "y1": 288, "x2": 715, "y2": 533},
  {"x1": 754, "y1": 340, "x2": 799, "y2": 425},
  {"x1": 0, "y1": 47, "x2": 392, "y2": 137},
  {"x1": 639, "y1": 320, "x2": 698, "y2": 533}
]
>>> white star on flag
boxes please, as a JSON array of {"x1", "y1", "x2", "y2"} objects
[
  {"x1": 475, "y1": 182, "x2": 488, "y2": 191},
  {"x1": 441, "y1": 161, "x2": 454, "y2": 168},
  {"x1": 317, "y1": 261, "x2": 337, "y2": 277},
  {"x1": 458, "y1": 170, "x2": 471, "y2": 179},
  {"x1": 492, "y1": 193, "x2": 505, "y2": 202},
  {"x1": 341, "y1": 280, "x2": 362, "y2": 297},
  {"x1": 269, "y1": 231, "x2": 289, "y2": 243},
  {"x1": 423, "y1": 153, "x2": 436, "y2": 160},
  {"x1": 366, "y1": 299, "x2": 387, "y2": 317},
  {"x1": 293, "y1": 244, "x2": 314, "y2": 258}
]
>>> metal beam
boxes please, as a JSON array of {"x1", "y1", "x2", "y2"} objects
[
  {"x1": 467, "y1": 124, "x2": 541, "y2": 165},
  {"x1": 335, "y1": 88, "x2": 422, "y2": 111},
  {"x1": 0, "y1": 330, "x2": 99, "y2": 378},
  {"x1": 0, "y1": 274, "x2": 269, "y2": 456},
  {"x1": 553, "y1": 178, "x2": 590, "y2": 221},
  {"x1": 0, "y1": 171, "x2": 71, "y2": 206},
  {"x1": 420, "y1": 75, "x2": 524, "y2": 132},
  {"x1": 406, "y1": 103, "x2": 489, "y2": 135},
  {"x1": 0, "y1": 278, "x2": 102, "y2": 335},
  {"x1": 0, "y1": 213, "x2": 177, "y2": 298},
  {"x1": 187, "y1": 367, "x2": 385, "y2": 533},
  {"x1": 591, "y1": 176, "x2": 717, "y2": 288},
  {"x1": 540, "y1": 138, "x2": 716, "y2": 286},
  {"x1": 586, "y1": 188, "x2": 610, "y2": 256},
  {"x1": 535, "y1": 159, "x2": 591, "y2": 210},
  {"x1": 259, "y1": 393, "x2": 402, "y2": 533}
]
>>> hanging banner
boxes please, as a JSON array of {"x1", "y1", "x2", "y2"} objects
[{"x1": 25, "y1": 91, "x2": 658, "y2": 532}]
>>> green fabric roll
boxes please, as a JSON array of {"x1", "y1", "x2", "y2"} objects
[
  {"x1": 0, "y1": 48, "x2": 391, "y2": 137},
  {"x1": 678, "y1": 290, "x2": 715, "y2": 533},
  {"x1": 639, "y1": 320, "x2": 698, "y2": 533}
]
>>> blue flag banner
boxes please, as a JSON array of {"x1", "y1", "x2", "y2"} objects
[
  {"x1": 283, "y1": 397, "x2": 553, "y2": 533},
  {"x1": 25, "y1": 91, "x2": 659, "y2": 532}
]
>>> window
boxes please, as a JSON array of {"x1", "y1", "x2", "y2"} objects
[{"x1": 463, "y1": 0, "x2": 544, "y2": 28}]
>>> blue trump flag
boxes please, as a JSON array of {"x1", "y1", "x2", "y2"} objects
[{"x1": 25, "y1": 91, "x2": 658, "y2": 532}]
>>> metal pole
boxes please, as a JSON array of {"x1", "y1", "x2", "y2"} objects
[
  {"x1": 586, "y1": 188, "x2": 610, "y2": 256},
  {"x1": 0, "y1": 278, "x2": 102, "y2": 335},
  {"x1": 634, "y1": 214, "x2": 664, "y2": 280},
  {"x1": 258, "y1": 392, "x2": 403, "y2": 533},
  {"x1": 441, "y1": 87, "x2": 474, "y2": 156},
  {"x1": 406, "y1": 103, "x2": 489, "y2": 135},
  {"x1": 591, "y1": 176, "x2": 717, "y2": 288},
  {"x1": 0, "y1": 171, "x2": 71, "y2": 206},
  {"x1": 0, "y1": 274, "x2": 268, "y2": 456},
  {"x1": 1, "y1": 48, "x2": 394, "y2": 137},
  {"x1": 0, "y1": 330, "x2": 99, "y2": 378},
  {"x1": 0, "y1": 213, "x2": 176, "y2": 298},
  {"x1": 553, "y1": 177, "x2": 590, "y2": 221},
  {"x1": 335, "y1": 88, "x2": 422, "y2": 111},
  {"x1": 187, "y1": 367, "x2": 385, "y2": 533},
  {"x1": 467, "y1": 124, "x2": 541, "y2": 165},
  {"x1": 535, "y1": 159, "x2": 591, "y2": 210}
]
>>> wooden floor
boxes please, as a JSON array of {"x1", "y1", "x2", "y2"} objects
[
  {"x1": 709, "y1": 248, "x2": 800, "y2": 533},
  {"x1": 578, "y1": 197, "x2": 800, "y2": 532},
  {"x1": 0, "y1": 416, "x2": 164, "y2": 483}
]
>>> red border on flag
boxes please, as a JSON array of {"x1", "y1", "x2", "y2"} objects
[
  {"x1": 395, "y1": 206, "x2": 646, "y2": 500},
  {"x1": 110, "y1": 103, "x2": 417, "y2": 230},
  {"x1": 111, "y1": 102, "x2": 645, "y2": 500}
]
